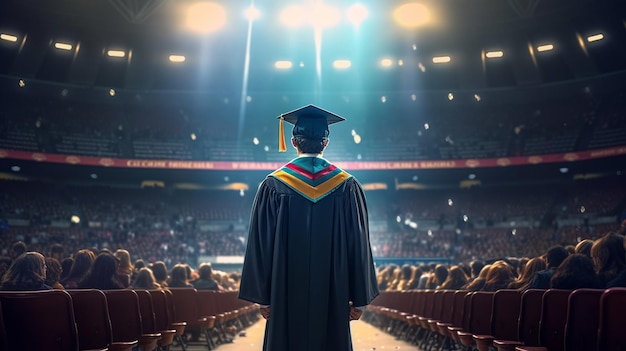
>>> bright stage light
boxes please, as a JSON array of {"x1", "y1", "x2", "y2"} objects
[
  {"x1": 274, "y1": 60, "x2": 293, "y2": 69},
  {"x1": 537, "y1": 44, "x2": 554, "y2": 52},
  {"x1": 393, "y1": 3, "x2": 431, "y2": 28},
  {"x1": 54, "y1": 42, "x2": 73, "y2": 51},
  {"x1": 185, "y1": 2, "x2": 227, "y2": 34},
  {"x1": 280, "y1": 5, "x2": 307, "y2": 28},
  {"x1": 347, "y1": 4, "x2": 368, "y2": 26},
  {"x1": 107, "y1": 50, "x2": 126, "y2": 58},
  {"x1": 432, "y1": 56, "x2": 450, "y2": 64},
  {"x1": 379, "y1": 58, "x2": 393, "y2": 68},
  {"x1": 169, "y1": 55, "x2": 186, "y2": 63},
  {"x1": 244, "y1": 5, "x2": 261, "y2": 21},
  {"x1": 587, "y1": 33, "x2": 604, "y2": 42},
  {"x1": 312, "y1": 3, "x2": 340, "y2": 28},
  {"x1": 1, "y1": 33, "x2": 18, "y2": 42},
  {"x1": 485, "y1": 50, "x2": 504, "y2": 58},
  {"x1": 333, "y1": 60, "x2": 351, "y2": 69}
]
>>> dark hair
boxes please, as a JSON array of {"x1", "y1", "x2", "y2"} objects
[
  {"x1": 1, "y1": 252, "x2": 47, "y2": 290},
  {"x1": 44, "y1": 257, "x2": 63, "y2": 287},
  {"x1": 197, "y1": 263, "x2": 214, "y2": 280},
  {"x1": 61, "y1": 249, "x2": 94, "y2": 286},
  {"x1": 546, "y1": 245, "x2": 569, "y2": 268},
  {"x1": 10, "y1": 241, "x2": 27, "y2": 258},
  {"x1": 551, "y1": 254, "x2": 601, "y2": 289},
  {"x1": 575, "y1": 239, "x2": 594, "y2": 258},
  {"x1": 151, "y1": 261, "x2": 169, "y2": 284},
  {"x1": 132, "y1": 268, "x2": 160, "y2": 290},
  {"x1": 79, "y1": 252, "x2": 123, "y2": 290},
  {"x1": 591, "y1": 232, "x2": 626, "y2": 286},
  {"x1": 293, "y1": 136, "x2": 326, "y2": 154},
  {"x1": 168, "y1": 264, "x2": 190, "y2": 287}
]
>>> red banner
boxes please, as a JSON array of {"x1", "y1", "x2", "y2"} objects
[{"x1": 0, "y1": 146, "x2": 624, "y2": 171}]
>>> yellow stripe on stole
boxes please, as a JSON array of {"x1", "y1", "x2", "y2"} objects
[{"x1": 273, "y1": 169, "x2": 350, "y2": 200}]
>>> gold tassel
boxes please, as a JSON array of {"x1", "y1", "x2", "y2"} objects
[{"x1": 279, "y1": 115, "x2": 286, "y2": 152}]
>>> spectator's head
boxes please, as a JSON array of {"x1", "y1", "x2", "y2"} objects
[
  {"x1": 80, "y1": 252, "x2": 121, "y2": 289},
  {"x1": 114, "y1": 249, "x2": 133, "y2": 270},
  {"x1": 168, "y1": 264, "x2": 189, "y2": 287},
  {"x1": 1, "y1": 252, "x2": 47, "y2": 290},
  {"x1": 591, "y1": 232, "x2": 626, "y2": 284},
  {"x1": 151, "y1": 261, "x2": 169, "y2": 284},
  {"x1": 10, "y1": 241, "x2": 27, "y2": 260},
  {"x1": 197, "y1": 263, "x2": 215, "y2": 280},
  {"x1": 470, "y1": 260, "x2": 485, "y2": 279},
  {"x1": 575, "y1": 239, "x2": 594, "y2": 258},
  {"x1": 132, "y1": 268, "x2": 160, "y2": 290},
  {"x1": 550, "y1": 254, "x2": 600, "y2": 290},
  {"x1": 49, "y1": 243, "x2": 64, "y2": 261},
  {"x1": 60, "y1": 257, "x2": 73, "y2": 280},
  {"x1": 485, "y1": 261, "x2": 514, "y2": 286},
  {"x1": 64, "y1": 249, "x2": 95, "y2": 282},
  {"x1": 44, "y1": 257, "x2": 63, "y2": 287},
  {"x1": 545, "y1": 245, "x2": 569, "y2": 268},
  {"x1": 433, "y1": 264, "x2": 449, "y2": 286}
]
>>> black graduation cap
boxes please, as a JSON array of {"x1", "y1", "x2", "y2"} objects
[{"x1": 277, "y1": 104, "x2": 345, "y2": 152}]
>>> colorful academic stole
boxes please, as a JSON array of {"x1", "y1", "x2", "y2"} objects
[{"x1": 270, "y1": 157, "x2": 352, "y2": 203}]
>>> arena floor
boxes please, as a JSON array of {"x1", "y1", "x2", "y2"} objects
[{"x1": 178, "y1": 318, "x2": 420, "y2": 351}]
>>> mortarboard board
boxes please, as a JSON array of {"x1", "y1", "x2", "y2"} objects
[{"x1": 277, "y1": 104, "x2": 346, "y2": 152}]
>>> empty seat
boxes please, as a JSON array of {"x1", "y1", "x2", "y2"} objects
[{"x1": 598, "y1": 287, "x2": 626, "y2": 351}]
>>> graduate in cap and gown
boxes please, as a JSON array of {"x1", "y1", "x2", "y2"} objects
[{"x1": 239, "y1": 105, "x2": 379, "y2": 351}]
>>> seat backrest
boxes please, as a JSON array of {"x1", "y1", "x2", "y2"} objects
[
  {"x1": 410, "y1": 290, "x2": 425, "y2": 316},
  {"x1": 439, "y1": 290, "x2": 457, "y2": 324},
  {"x1": 564, "y1": 288, "x2": 603, "y2": 351},
  {"x1": 66, "y1": 289, "x2": 113, "y2": 350},
  {"x1": 450, "y1": 290, "x2": 468, "y2": 328},
  {"x1": 421, "y1": 290, "x2": 436, "y2": 319},
  {"x1": 135, "y1": 289, "x2": 158, "y2": 334},
  {"x1": 148, "y1": 289, "x2": 172, "y2": 332},
  {"x1": 491, "y1": 289, "x2": 522, "y2": 341},
  {"x1": 168, "y1": 288, "x2": 202, "y2": 326},
  {"x1": 468, "y1": 291, "x2": 495, "y2": 335},
  {"x1": 0, "y1": 290, "x2": 79, "y2": 351},
  {"x1": 517, "y1": 289, "x2": 546, "y2": 346},
  {"x1": 537, "y1": 289, "x2": 571, "y2": 351},
  {"x1": 430, "y1": 290, "x2": 446, "y2": 320},
  {"x1": 598, "y1": 287, "x2": 626, "y2": 351},
  {"x1": 103, "y1": 289, "x2": 143, "y2": 343},
  {"x1": 0, "y1": 301, "x2": 8, "y2": 351},
  {"x1": 196, "y1": 289, "x2": 219, "y2": 318},
  {"x1": 461, "y1": 292, "x2": 474, "y2": 332}
]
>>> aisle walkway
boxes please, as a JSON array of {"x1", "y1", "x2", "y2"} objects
[{"x1": 181, "y1": 318, "x2": 420, "y2": 351}]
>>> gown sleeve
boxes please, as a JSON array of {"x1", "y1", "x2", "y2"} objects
[
  {"x1": 238, "y1": 179, "x2": 278, "y2": 305},
  {"x1": 346, "y1": 179, "x2": 380, "y2": 307}
]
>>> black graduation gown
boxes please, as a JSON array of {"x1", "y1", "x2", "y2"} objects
[{"x1": 239, "y1": 157, "x2": 379, "y2": 351}]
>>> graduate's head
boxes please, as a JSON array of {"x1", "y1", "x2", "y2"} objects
[{"x1": 277, "y1": 105, "x2": 345, "y2": 154}]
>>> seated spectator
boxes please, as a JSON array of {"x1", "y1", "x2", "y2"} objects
[
  {"x1": 1, "y1": 252, "x2": 52, "y2": 291},
  {"x1": 114, "y1": 249, "x2": 133, "y2": 288},
  {"x1": 151, "y1": 261, "x2": 169, "y2": 288},
  {"x1": 168, "y1": 264, "x2": 192, "y2": 288},
  {"x1": 438, "y1": 265, "x2": 469, "y2": 290},
  {"x1": 591, "y1": 232, "x2": 626, "y2": 287},
  {"x1": 481, "y1": 261, "x2": 515, "y2": 292},
  {"x1": 61, "y1": 249, "x2": 95, "y2": 289},
  {"x1": 44, "y1": 257, "x2": 64, "y2": 289},
  {"x1": 527, "y1": 245, "x2": 569, "y2": 289},
  {"x1": 392, "y1": 264, "x2": 415, "y2": 290},
  {"x1": 550, "y1": 254, "x2": 601, "y2": 289},
  {"x1": 426, "y1": 264, "x2": 449, "y2": 289},
  {"x1": 60, "y1": 257, "x2": 73, "y2": 280},
  {"x1": 131, "y1": 267, "x2": 161, "y2": 290},
  {"x1": 574, "y1": 239, "x2": 594, "y2": 258},
  {"x1": 78, "y1": 252, "x2": 124, "y2": 290},
  {"x1": 192, "y1": 263, "x2": 223, "y2": 290},
  {"x1": 10, "y1": 241, "x2": 27, "y2": 262},
  {"x1": 463, "y1": 264, "x2": 491, "y2": 291},
  {"x1": 508, "y1": 257, "x2": 546, "y2": 290},
  {"x1": 469, "y1": 260, "x2": 485, "y2": 280},
  {"x1": 131, "y1": 259, "x2": 146, "y2": 283}
]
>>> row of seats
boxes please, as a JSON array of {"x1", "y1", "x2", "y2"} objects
[
  {"x1": 364, "y1": 287, "x2": 626, "y2": 351},
  {"x1": 0, "y1": 288, "x2": 257, "y2": 351}
]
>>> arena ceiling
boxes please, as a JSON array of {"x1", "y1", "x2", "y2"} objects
[
  {"x1": 1, "y1": 0, "x2": 625, "y2": 96},
  {"x1": 0, "y1": 0, "x2": 625, "y2": 189}
]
